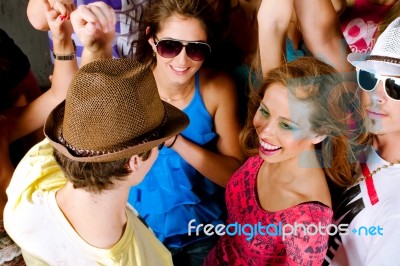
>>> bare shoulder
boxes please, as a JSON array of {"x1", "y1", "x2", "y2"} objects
[
  {"x1": 292, "y1": 176, "x2": 332, "y2": 208},
  {"x1": 197, "y1": 67, "x2": 238, "y2": 119},
  {"x1": 199, "y1": 68, "x2": 237, "y2": 104}
]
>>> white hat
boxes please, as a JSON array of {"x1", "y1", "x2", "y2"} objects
[{"x1": 347, "y1": 17, "x2": 400, "y2": 76}]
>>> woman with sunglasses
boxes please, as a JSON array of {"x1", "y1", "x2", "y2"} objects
[
  {"x1": 0, "y1": 0, "x2": 241, "y2": 265},
  {"x1": 324, "y1": 18, "x2": 400, "y2": 265},
  {"x1": 127, "y1": 0, "x2": 244, "y2": 265}
]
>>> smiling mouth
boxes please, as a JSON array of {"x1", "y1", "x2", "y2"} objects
[
  {"x1": 260, "y1": 140, "x2": 282, "y2": 151},
  {"x1": 171, "y1": 66, "x2": 189, "y2": 72}
]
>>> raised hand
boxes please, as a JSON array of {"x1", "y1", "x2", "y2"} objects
[
  {"x1": 43, "y1": 0, "x2": 74, "y2": 43},
  {"x1": 70, "y1": 2, "x2": 116, "y2": 56}
]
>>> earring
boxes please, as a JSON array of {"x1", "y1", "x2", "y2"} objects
[{"x1": 153, "y1": 51, "x2": 156, "y2": 57}]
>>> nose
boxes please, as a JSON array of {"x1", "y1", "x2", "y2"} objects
[
  {"x1": 255, "y1": 118, "x2": 276, "y2": 139},
  {"x1": 175, "y1": 46, "x2": 190, "y2": 64},
  {"x1": 370, "y1": 80, "x2": 387, "y2": 104}
]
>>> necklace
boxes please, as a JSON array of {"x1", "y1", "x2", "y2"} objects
[
  {"x1": 358, "y1": 159, "x2": 400, "y2": 181},
  {"x1": 159, "y1": 81, "x2": 193, "y2": 102}
]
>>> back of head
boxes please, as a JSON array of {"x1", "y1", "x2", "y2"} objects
[
  {"x1": 44, "y1": 58, "x2": 189, "y2": 192},
  {"x1": 242, "y1": 57, "x2": 367, "y2": 187}
]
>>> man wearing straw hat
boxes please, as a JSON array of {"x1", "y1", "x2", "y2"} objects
[
  {"x1": 3, "y1": 57, "x2": 189, "y2": 264},
  {"x1": 324, "y1": 17, "x2": 400, "y2": 265}
]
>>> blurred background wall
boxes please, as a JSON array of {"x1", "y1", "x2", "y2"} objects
[{"x1": 1, "y1": 0, "x2": 53, "y2": 90}]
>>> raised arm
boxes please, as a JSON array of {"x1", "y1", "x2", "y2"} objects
[
  {"x1": 70, "y1": 2, "x2": 116, "y2": 65},
  {"x1": 5, "y1": 1, "x2": 115, "y2": 142},
  {"x1": 294, "y1": 0, "x2": 353, "y2": 73},
  {"x1": 257, "y1": 0, "x2": 294, "y2": 74},
  {"x1": 27, "y1": 0, "x2": 75, "y2": 30},
  {"x1": 5, "y1": 0, "x2": 77, "y2": 142}
]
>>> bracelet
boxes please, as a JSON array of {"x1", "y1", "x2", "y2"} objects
[
  {"x1": 53, "y1": 40, "x2": 76, "y2": 60},
  {"x1": 167, "y1": 135, "x2": 178, "y2": 148}
]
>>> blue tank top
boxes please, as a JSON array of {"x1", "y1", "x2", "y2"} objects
[
  {"x1": 128, "y1": 72, "x2": 226, "y2": 249},
  {"x1": 286, "y1": 38, "x2": 305, "y2": 62}
]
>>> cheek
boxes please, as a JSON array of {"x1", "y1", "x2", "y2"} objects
[
  {"x1": 253, "y1": 113, "x2": 265, "y2": 134},
  {"x1": 360, "y1": 89, "x2": 371, "y2": 106}
]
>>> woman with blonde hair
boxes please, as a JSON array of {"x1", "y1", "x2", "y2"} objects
[{"x1": 204, "y1": 56, "x2": 365, "y2": 265}]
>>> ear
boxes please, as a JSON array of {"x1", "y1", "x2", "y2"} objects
[
  {"x1": 128, "y1": 155, "x2": 142, "y2": 172},
  {"x1": 146, "y1": 26, "x2": 154, "y2": 46},
  {"x1": 311, "y1": 134, "x2": 327, "y2": 145}
]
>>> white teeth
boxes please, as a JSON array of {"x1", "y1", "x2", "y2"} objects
[
  {"x1": 172, "y1": 66, "x2": 189, "y2": 71},
  {"x1": 260, "y1": 139, "x2": 281, "y2": 150}
]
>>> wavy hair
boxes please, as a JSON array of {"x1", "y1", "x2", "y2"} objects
[{"x1": 241, "y1": 57, "x2": 369, "y2": 187}]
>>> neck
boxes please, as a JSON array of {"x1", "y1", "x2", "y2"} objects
[
  {"x1": 372, "y1": 133, "x2": 400, "y2": 162},
  {"x1": 152, "y1": 67, "x2": 194, "y2": 102},
  {"x1": 262, "y1": 149, "x2": 323, "y2": 184},
  {"x1": 56, "y1": 181, "x2": 130, "y2": 248}
]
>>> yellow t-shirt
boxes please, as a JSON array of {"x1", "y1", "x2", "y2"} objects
[{"x1": 4, "y1": 138, "x2": 173, "y2": 265}]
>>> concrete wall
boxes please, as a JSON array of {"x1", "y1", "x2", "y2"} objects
[{"x1": 0, "y1": 1, "x2": 53, "y2": 89}]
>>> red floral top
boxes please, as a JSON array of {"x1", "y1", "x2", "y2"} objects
[{"x1": 204, "y1": 156, "x2": 333, "y2": 266}]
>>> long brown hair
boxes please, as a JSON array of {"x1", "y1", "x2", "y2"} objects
[
  {"x1": 134, "y1": 0, "x2": 217, "y2": 67},
  {"x1": 241, "y1": 57, "x2": 369, "y2": 187}
]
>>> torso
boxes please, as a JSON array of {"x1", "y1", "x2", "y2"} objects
[
  {"x1": 204, "y1": 156, "x2": 333, "y2": 265},
  {"x1": 325, "y1": 146, "x2": 400, "y2": 265},
  {"x1": 257, "y1": 159, "x2": 331, "y2": 212}
]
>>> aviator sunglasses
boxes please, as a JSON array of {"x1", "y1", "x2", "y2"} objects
[
  {"x1": 153, "y1": 36, "x2": 211, "y2": 61},
  {"x1": 357, "y1": 69, "x2": 400, "y2": 101}
]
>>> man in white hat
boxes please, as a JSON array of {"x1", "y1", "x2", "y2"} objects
[{"x1": 324, "y1": 17, "x2": 400, "y2": 266}]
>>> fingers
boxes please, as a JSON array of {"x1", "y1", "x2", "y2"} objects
[{"x1": 71, "y1": 2, "x2": 116, "y2": 34}]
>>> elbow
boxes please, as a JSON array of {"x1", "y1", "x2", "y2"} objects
[
  {"x1": 28, "y1": 19, "x2": 50, "y2": 31},
  {"x1": 27, "y1": 10, "x2": 50, "y2": 31}
]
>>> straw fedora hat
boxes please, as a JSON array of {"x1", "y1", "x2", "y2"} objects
[
  {"x1": 348, "y1": 17, "x2": 400, "y2": 76},
  {"x1": 44, "y1": 58, "x2": 189, "y2": 162}
]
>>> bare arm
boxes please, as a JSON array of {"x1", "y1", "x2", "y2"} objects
[
  {"x1": 70, "y1": 2, "x2": 116, "y2": 65},
  {"x1": 294, "y1": 0, "x2": 353, "y2": 73},
  {"x1": 168, "y1": 71, "x2": 244, "y2": 187},
  {"x1": 5, "y1": 0, "x2": 77, "y2": 142},
  {"x1": 27, "y1": 0, "x2": 74, "y2": 30},
  {"x1": 9, "y1": 1, "x2": 116, "y2": 140},
  {"x1": 257, "y1": 0, "x2": 294, "y2": 74}
]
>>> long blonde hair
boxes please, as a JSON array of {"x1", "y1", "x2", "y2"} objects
[{"x1": 241, "y1": 57, "x2": 369, "y2": 187}]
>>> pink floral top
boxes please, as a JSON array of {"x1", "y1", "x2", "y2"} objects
[
  {"x1": 204, "y1": 156, "x2": 333, "y2": 266},
  {"x1": 340, "y1": 0, "x2": 393, "y2": 53}
]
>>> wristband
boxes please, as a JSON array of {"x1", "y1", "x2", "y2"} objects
[
  {"x1": 53, "y1": 40, "x2": 76, "y2": 60},
  {"x1": 167, "y1": 135, "x2": 178, "y2": 148}
]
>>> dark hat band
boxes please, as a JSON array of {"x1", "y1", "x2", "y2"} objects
[
  {"x1": 57, "y1": 110, "x2": 168, "y2": 158},
  {"x1": 366, "y1": 55, "x2": 400, "y2": 64}
]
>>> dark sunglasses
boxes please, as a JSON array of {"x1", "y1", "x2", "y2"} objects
[
  {"x1": 153, "y1": 37, "x2": 211, "y2": 61},
  {"x1": 357, "y1": 69, "x2": 400, "y2": 101}
]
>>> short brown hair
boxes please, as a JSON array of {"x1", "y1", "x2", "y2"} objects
[{"x1": 53, "y1": 149, "x2": 152, "y2": 193}]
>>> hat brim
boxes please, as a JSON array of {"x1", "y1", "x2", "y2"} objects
[
  {"x1": 348, "y1": 52, "x2": 400, "y2": 76},
  {"x1": 44, "y1": 100, "x2": 189, "y2": 162}
]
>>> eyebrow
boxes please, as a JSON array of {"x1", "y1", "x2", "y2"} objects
[{"x1": 260, "y1": 102, "x2": 300, "y2": 127}]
